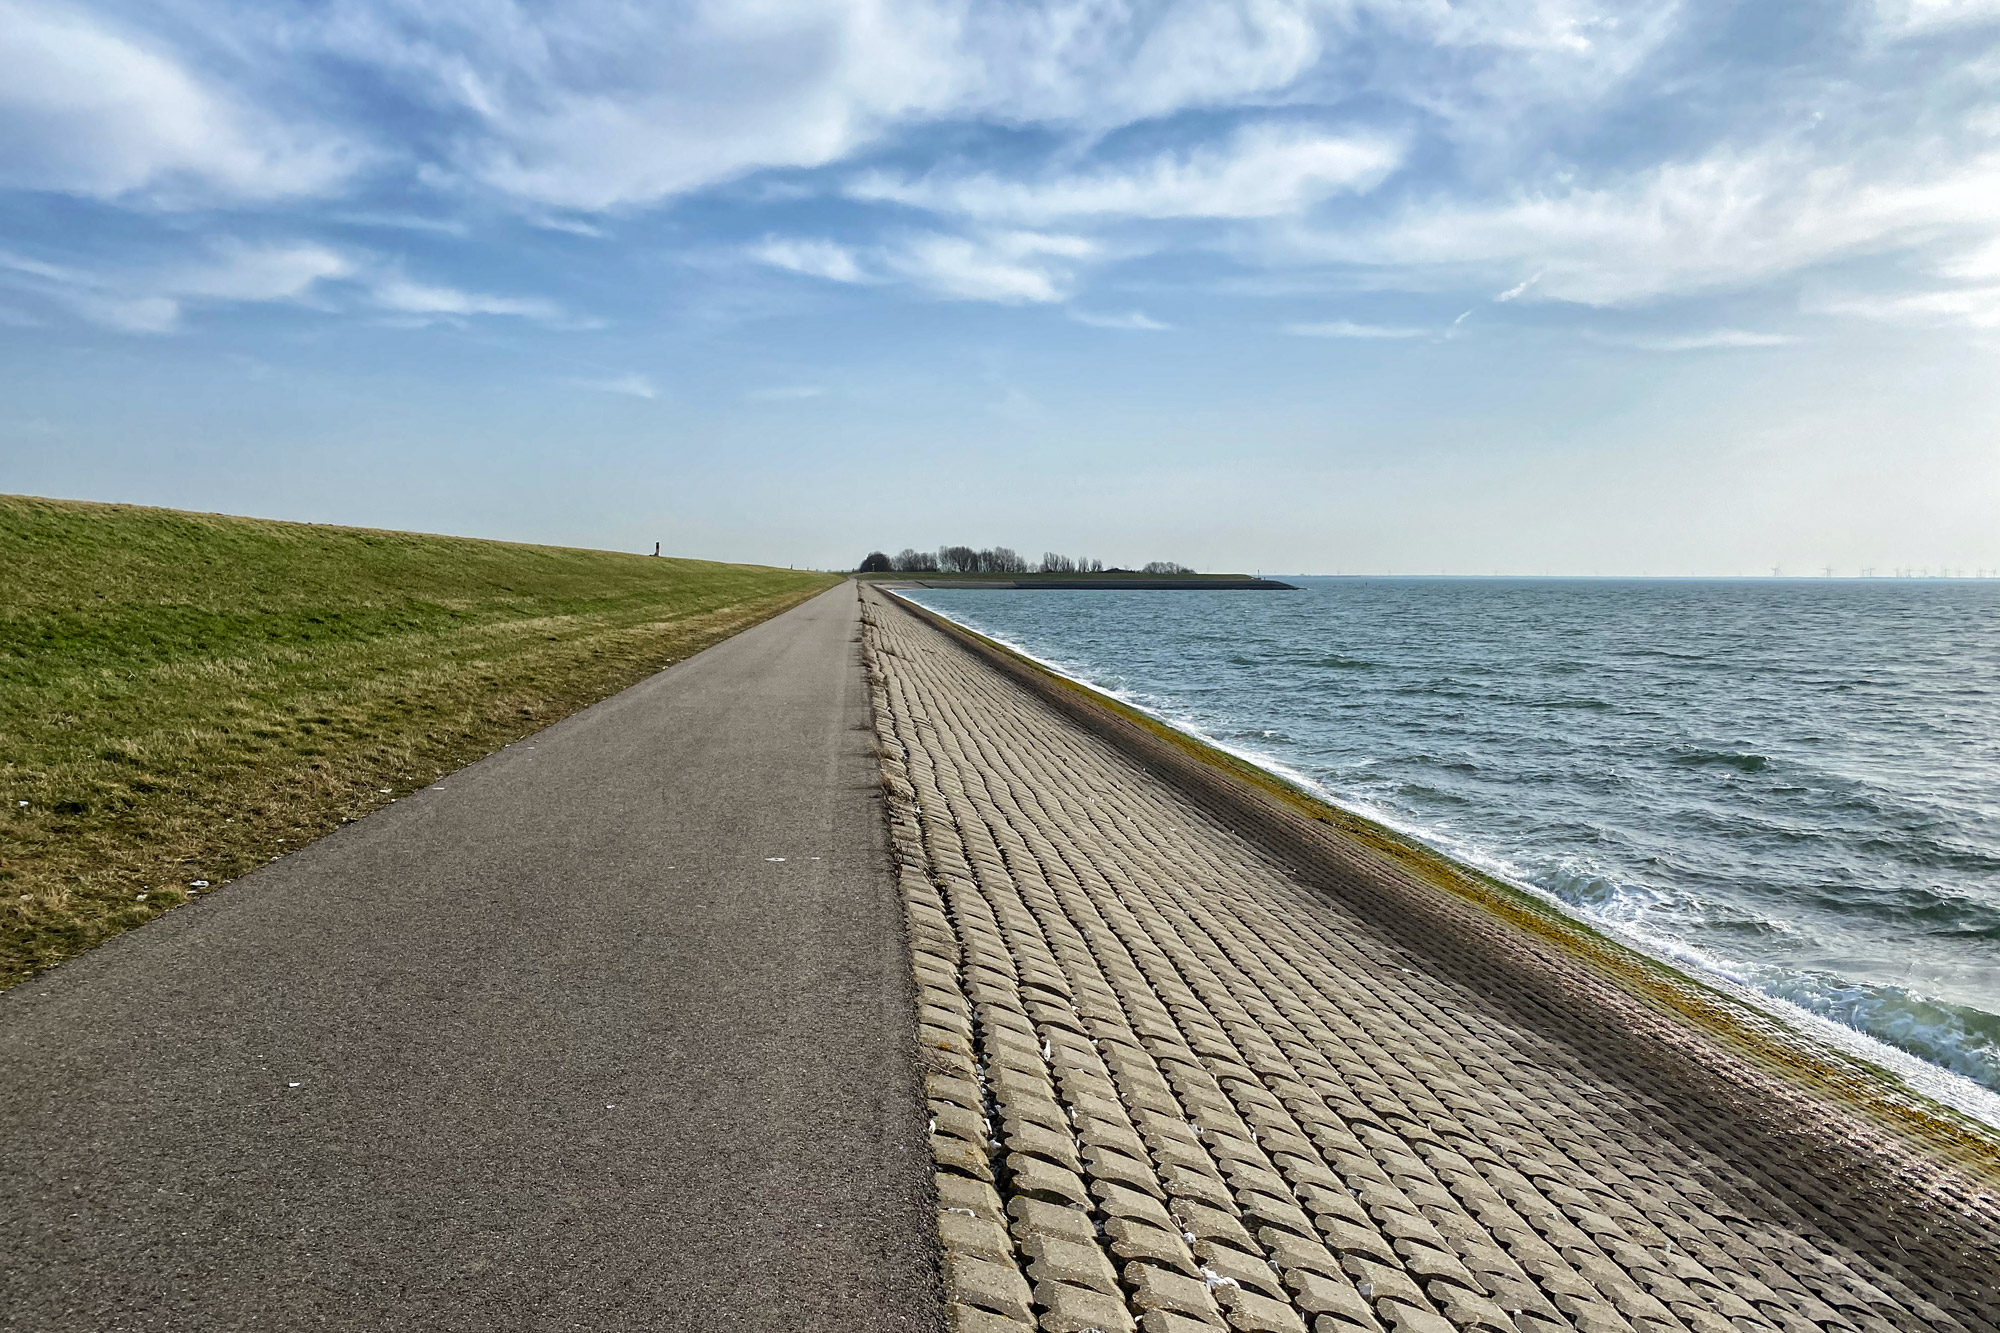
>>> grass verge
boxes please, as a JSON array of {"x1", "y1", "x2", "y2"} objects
[{"x1": 1, "y1": 495, "x2": 838, "y2": 986}]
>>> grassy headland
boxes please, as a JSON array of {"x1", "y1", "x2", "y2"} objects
[{"x1": 0, "y1": 496, "x2": 837, "y2": 985}]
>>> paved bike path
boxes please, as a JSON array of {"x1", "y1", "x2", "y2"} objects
[{"x1": 0, "y1": 582, "x2": 942, "y2": 1332}]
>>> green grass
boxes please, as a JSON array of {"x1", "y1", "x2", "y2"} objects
[{"x1": 0, "y1": 495, "x2": 838, "y2": 985}]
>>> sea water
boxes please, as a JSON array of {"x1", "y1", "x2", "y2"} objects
[{"x1": 903, "y1": 578, "x2": 2000, "y2": 1111}]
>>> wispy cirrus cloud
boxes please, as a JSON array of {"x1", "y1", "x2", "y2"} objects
[
  {"x1": 0, "y1": 237, "x2": 570, "y2": 333},
  {"x1": 371, "y1": 277, "x2": 565, "y2": 322},
  {"x1": 570, "y1": 373, "x2": 657, "y2": 399},
  {"x1": 850, "y1": 123, "x2": 1404, "y2": 224},
  {"x1": 1285, "y1": 319, "x2": 1428, "y2": 339},
  {"x1": 1592, "y1": 329, "x2": 1796, "y2": 351},
  {"x1": 0, "y1": 240, "x2": 351, "y2": 332},
  {"x1": 751, "y1": 229, "x2": 1096, "y2": 304},
  {"x1": 1069, "y1": 308, "x2": 1172, "y2": 331}
]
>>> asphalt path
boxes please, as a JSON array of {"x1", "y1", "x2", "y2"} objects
[{"x1": 0, "y1": 582, "x2": 943, "y2": 1332}]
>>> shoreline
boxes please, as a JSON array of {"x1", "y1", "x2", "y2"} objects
[
  {"x1": 866, "y1": 575, "x2": 1300, "y2": 590},
  {"x1": 866, "y1": 585, "x2": 2000, "y2": 1333},
  {"x1": 889, "y1": 589, "x2": 2000, "y2": 1133}
]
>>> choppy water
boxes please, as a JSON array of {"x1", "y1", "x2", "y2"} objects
[{"x1": 904, "y1": 578, "x2": 2000, "y2": 1113}]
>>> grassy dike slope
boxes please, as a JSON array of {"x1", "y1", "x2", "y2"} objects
[{"x1": 0, "y1": 495, "x2": 838, "y2": 985}]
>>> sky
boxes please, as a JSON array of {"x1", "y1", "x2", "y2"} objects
[{"x1": 3, "y1": 0, "x2": 1999, "y2": 574}]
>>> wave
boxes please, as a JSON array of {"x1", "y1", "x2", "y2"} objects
[
  {"x1": 1671, "y1": 748, "x2": 1770, "y2": 772},
  {"x1": 1761, "y1": 972, "x2": 2000, "y2": 1091}
]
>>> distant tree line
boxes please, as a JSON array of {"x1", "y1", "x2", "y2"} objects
[{"x1": 856, "y1": 547, "x2": 1195, "y2": 575}]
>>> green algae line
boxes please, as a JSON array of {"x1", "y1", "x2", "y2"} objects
[
  {"x1": 0, "y1": 494, "x2": 837, "y2": 985},
  {"x1": 884, "y1": 589, "x2": 2000, "y2": 1186}
]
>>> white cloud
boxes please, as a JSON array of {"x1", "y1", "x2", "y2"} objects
[
  {"x1": 754, "y1": 228, "x2": 1097, "y2": 303},
  {"x1": 751, "y1": 237, "x2": 870, "y2": 284},
  {"x1": 370, "y1": 278, "x2": 564, "y2": 321},
  {"x1": 1299, "y1": 143, "x2": 2000, "y2": 308},
  {"x1": 171, "y1": 242, "x2": 353, "y2": 302},
  {"x1": 0, "y1": 0, "x2": 355, "y2": 203},
  {"x1": 851, "y1": 122, "x2": 1403, "y2": 223},
  {"x1": 1070, "y1": 308, "x2": 1173, "y2": 330},
  {"x1": 1872, "y1": 0, "x2": 2000, "y2": 31},
  {"x1": 1285, "y1": 319, "x2": 1428, "y2": 338},
  {"x1": 571, "y1": 373, "x2": 657, "y2": 398},
  {"x1": 884, "y1": 231, "x2": 1096, "y2": 303},
  {"x1": 0, "y1": 240, "x2": 352, "y2": 332},
  {"x1": 1595, "y1": 329, "x2": 1795, "y2": 350},
  {"x1": 1810, "y1": 286, "x2": 2000, "y2": 328}
]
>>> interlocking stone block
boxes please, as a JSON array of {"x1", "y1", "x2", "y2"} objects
[
  {"x1": 943, "y1": 1209, "x2": 1019, "y2": 1264},
  {"x1": 940, "y1": 1172, "x2": 1009, "y2": 1224},
  {"x1": 1239, "y1": 1191, "x2": 1318, "y2": 1240},
  {"x1": 1008, "y1": 1120, "x2": 1086, "y2": 1173},
  {"x1": 1216, "y1": 1285, "x2": 1311, "y2": 1333},
  {"x1": 1079, "y1": 1117, "x2": 1151, "y2": 1159},
  {"x1": 937, "y1": 1133, "x2": 996, "y2": 1180},
  {"x1": 1197, "y1": 1243, "x2": 1286, "y2": 1301},
  {"x1": 1010, "y1": 1154, "x2": 1094, "y2": 1207},
  {"x1": 1341, "y1": 1258, "x2": 1429, "y2": 1311},
  {"x1": 947, "y1": 1250, "x2": 1036, "y2": 1324},
  {"x1": 1038, "y1": 1278, "x2": 1140, "y2": 1333},
  {"x1": 1024, "y1": 1233, "x2": 1123, "y2": 1296},
  {"x1": 1285, "y1": 1271, "x2": 1378, "y2": 1327},
  {"x1": 949, "y1": 1300, "x2": 1038, "y2": 1333},
  {"x1": 1108, "y1": 1216, "x2": 1201, "y2": 1275},
  {"x1": 1316, "y1": 1217, "x2": 1398, "y2": 1266},
  {"x1": 1162, "y1": 1165, "x2": 1237, "y2": 1211},
  {"x1": 1258, "y1": 1228, "x2": 1345, "y2": 1281},
  {"x1": 1141, "y1": 1310, "x2": 1231, "y2": 1333},
  {"x1": 936, "y1": 1102, "x2": 993, "y2": 1145},
  {"x1": 1095, "y1": 1181, "x2": 1179, "y2": 1230},
  {"x1": 1009, "y1": 1196, "x2": 1099, "y2": 1244},
  {"x1": 1375, "y1": 1302, "x2": 1457, "y2": 1333},
  {"x1": 1085, "y1": 1144, "x2": 1167, "y2": 1196},
  {"x1": 1176, "y1": 1201, "x2": 1260, "y2": 1251},
  {"x1": 1130, "y1": 1263, "x2": 1224, "y2": 1319}
]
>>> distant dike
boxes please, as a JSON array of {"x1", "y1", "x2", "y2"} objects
[{"x1": 867, "y1": 574, "x2": 1299, "y2": 590}]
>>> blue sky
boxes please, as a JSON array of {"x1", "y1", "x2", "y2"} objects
[{"x1": 3, "y1": 0, "x2": 1999, "y2": 573}]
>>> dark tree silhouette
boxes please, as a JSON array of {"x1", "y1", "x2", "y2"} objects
[{"x1": 858, "y1": 551, "x2": 892, "y2": 572}]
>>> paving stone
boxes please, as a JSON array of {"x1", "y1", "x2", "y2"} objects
[
  {"x1": 1342, "y1": 1258, "x2": 1431, "y2": 1310},
  {"x1": 948, "y1": 1250, "x2": 1037, "y2": 1324},
  {"x1": 944, "y1": 1209, "x2": 1021, "y2": 1263},
  {"x1": 950, "y1": 1300, "x2": 1039, "y2": 1333},
  {"x1": 1377, "y1": 1301, "x2": 1459, "y2": 1333},
  {"x1": 1012, "y1": 1155, "x2": 1095, "y2": 1208},
  {"x1": 1132, "y1": 1264, "x2": 1226, "y2": 1319},
  {"x1": 1109, "y1": 1217, "x2": 1202, "y2": 1275},
  {"x1": 1010, "y1": 1196, "x2": 1100, "y2": 1244},
  {"x1": 1024, "y1": 1233, "x2": 1123, "y2": 1296},
  {"x1": 1096, "y1": 1181, "x2": 1180, "y2": 1230},
  {"x1": 1217, "y1": 1286, "x2": 1311, "y2": 1333},
  {"x1": 1176, "y1": 1200, "x2": 1261, "y2": 1251},
  {"x1": 938, "y1": 1133, "x2": 997, "y2": 1180},
  {"x1": 1038, "y1": 1278, "x2": 1141, "y2": 1333},
  {"x1": 1198, "y1": 1245, "x2": 1288, "y2": 1301},
  {"x1": 942, "y1": 1173, "x2": 1010, "y2": 1225},
  {"x1": 1142, "y1": 1311, "x2": 1231, "y2": 1333}
]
